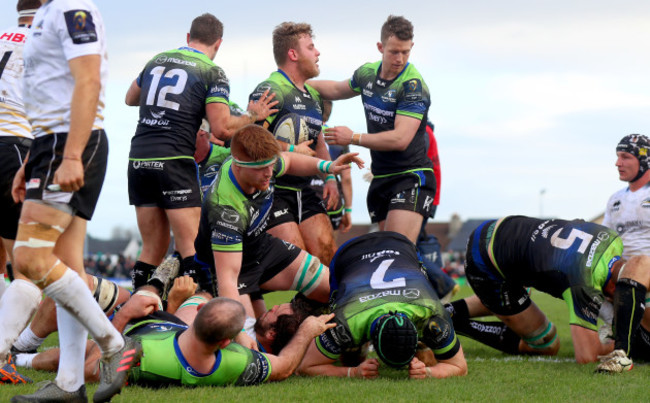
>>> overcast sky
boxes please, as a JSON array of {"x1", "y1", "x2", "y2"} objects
[{"x1": 3, "y1": 1, "x2": 650, "y2": 239}]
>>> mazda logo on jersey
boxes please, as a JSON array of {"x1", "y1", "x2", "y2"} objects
[{"x1": 403, "y1": 288, "x2": 420, "y2": 299}]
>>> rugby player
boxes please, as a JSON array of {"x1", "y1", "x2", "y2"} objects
[
  {"x1": 124, "y1": 13, "x2": 277, "y2": 293},
  {"x1": 193, "y1": 124, "x2": 363, "y2": 346},
  {"x1": 309, "y1": 15, "x2": 434, "y2": 245},
  {"x1": 297, "y1": 231, "x2": 467, "y2": 379},
  {"x1": 249, "y1": 22, "x2": 339, "y2": 265},
  {"x1": 450, "y1": 216, "x2": 622, "y2": 364},
  {"x1": 3, "y1": 1, "x2": 140, "y2": 401}
]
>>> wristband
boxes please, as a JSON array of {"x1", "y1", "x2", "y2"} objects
[
  {"x1": 325, "y1": 174, "x2": 336, "y2": 182},
  {"x1": 288, "y1": 144, "x2": 295, "y2": 152},
  {"x1": 347, "y1": 367, "x2": 352, "y2": 378},
  {"x1": 246, "y1": 111, "x2": 258, "y2": 123},
  {"x1": 317, "y1": 160, "x2": 333, "y2": 174},
  {"x1": 351, "y1": 133, "x2": 362, "y2": 145},
  {"x1": 344, "y1": 207, "x2": 352, "y2": 213},
  {"x1": 425, "y1": 367, "x2": 432, "y2": 377}
]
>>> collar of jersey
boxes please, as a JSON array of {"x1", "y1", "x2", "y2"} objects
[
  {"x1": 174, "y1": 331, "x2": 221, "y2": 377},
  {"x1": 276, "y1": 69, "x2": 311, "y2": 94},
  {"x1": 377, "y1": 62, "x2": 410, "y2": 82}
]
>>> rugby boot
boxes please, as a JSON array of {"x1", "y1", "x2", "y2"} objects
[
  {"x1": 10, "y1": 382, "x2": 86, "y2": 402},
  {"x1": 93, "y1": 336, "x2": 142, "y2": 402},
  {"x1": 1, "y1": 355, "x2": 32, "y2": 384},
  {"x1": 596, "y1": 349, "x2": 633, "y2": 373}
]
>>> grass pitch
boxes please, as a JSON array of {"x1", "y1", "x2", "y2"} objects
[{"x1": 2, "y1": 286, "x2": 647, "y2": 402}]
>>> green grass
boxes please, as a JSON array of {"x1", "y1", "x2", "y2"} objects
[{"x1": 2, "y1": 286, "x2": 647, "y2": 402}]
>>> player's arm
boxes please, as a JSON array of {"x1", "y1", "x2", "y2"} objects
[
  {"x1": 570, "y1": 325, "x2": 613, "y2": 363},
  {"x1": 296, "y1": 339, "x2": 379, "y2": 378},
  {"x1": 124, "y1": 79, "x2": 141, "y2": 106},
  {"x1": 340, "y1": 169, "x2": 353, "y2": 232},
  {"x1": 324, "y1": 114, "x2": 420, "y2": 152},
  {"x1": 54, "y1": 54, "x2": 101, "y2": 192},
  {"x1": 265, "y1": 314, "x2": 336, "y2": 381},
  {"x1": 281, "y1": 151, "x2": 364, "y2": 178},
  {"x1": 314, "y1": 131, "x2": 339, "y2": 209},
  {"x1": 409, "y1": 346, "x2": 468, "y2": 379},
  {"x1": 111, "y1": 285, "x2": 161, "y2": 332},
  {"x1": 213, "y1": 250, "x2": 244, "y2": 302},
  {"x1": 307, "y1": 79, "x2": 357, "y2": 100}
]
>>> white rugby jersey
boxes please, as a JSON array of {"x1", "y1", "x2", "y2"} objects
[
  {"x1": 0, "y1": 24, "x2": 33, "y2": 139},
  {"x1": 23, "y1": 0, "x2": 107, "y2": 137},
  {"x1": 602, "y1": 184, "x2": 650, "y2": 259}
]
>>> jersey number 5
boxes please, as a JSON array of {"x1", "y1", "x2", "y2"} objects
[
  {"x1": 550, "y1": 228, "x2": 593, "y2": 254},
  {"x1": 370, "y1": 259, "x2": 406, "y2": 290},
  {"x1": 145, "y1": 66, "x2": 188, "y2": 111}
]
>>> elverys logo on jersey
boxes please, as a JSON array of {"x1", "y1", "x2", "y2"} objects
[{"x1": 361, "y1": 249, "x2": 401, "y2": 262}]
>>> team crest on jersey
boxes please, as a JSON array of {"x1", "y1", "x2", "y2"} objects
[
  {"x1": 64, "y1": 10, "x2": 97, "y2": 44},
  {"x1": 611, "y1": 200, "x2": 621, "y2": 212},
  {"x1": 381, "y1": 89, "x2": 397, "y2": 103}
]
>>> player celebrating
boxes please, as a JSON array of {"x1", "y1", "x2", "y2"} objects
[
  {"x1": 249, "y1": 22, "x2": 339, "y2": 265},
  {"x1": 309, "y1": 15, "x2": 434, "y2": 244}
]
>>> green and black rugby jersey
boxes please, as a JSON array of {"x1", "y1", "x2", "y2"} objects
[
  {"x1": 250, "y1": 70, "x2": 323, "y2": 190},
  {"x1": 129, "y1": 47, "x2": 230, "y2": 159},
  {"x1": 349, "y1": 61, "x2": 432, "y2": 176}
]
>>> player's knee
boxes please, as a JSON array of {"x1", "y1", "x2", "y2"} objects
[
  {"x1": 291, "y1": 254, "x2": 328, "y2": 298},
  {"x1": 522, "y1": 319, "x2": 559, "y2": 354}
]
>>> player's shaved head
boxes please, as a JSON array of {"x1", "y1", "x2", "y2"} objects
[{"x1": 193, "y1": 297, "x2": 245, "y2": 345}]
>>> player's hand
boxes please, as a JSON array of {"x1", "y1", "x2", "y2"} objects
[
  {"x1": 331, "y1": 152, "x2": 365, "y2": 173},
  {"x1": 322, "y1": 179, "x2": 339, "y2": 210},
  {"x1": 299, "y1": 313, "x2": 336, "y2": 339},
  {"x1": 247, "y1": 89, "x2": 279, "y2": 121},
  {"x1": 124, "y1": 289, "x2": 161, "y2": 317},
  {"x1": 408, "y1": 357, "x2": 428, "y2": 379},
  {"x1": 324, "y1": 126, "x2": 354, "y2": 146},
  {"x1": 167, "y1": 276, "x2": 198, "y2": 314},
  {"x1": 53, "y1": 158, "x2": 84, "y2": 192},
  {"x1": 340, "y1": 211, "x2": 352, "y2": 233},
  {"x1": 11, "y1": 163, "x2": 27, "y2": 203},
  {"x1": 294, "y1": 139, "x2": 315, "y2": 156},
  {"x1": 352, "y1": 358, "x2": 379, "y2": 379},
  {"x1": 235, "y1": 331, "x2": 258, "y2": 350}
]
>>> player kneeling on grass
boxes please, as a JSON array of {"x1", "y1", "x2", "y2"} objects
[
  {"x1": 447, "y1": 216, "x2": 623, "y2": 364},
  {"x1": 297, "y1": 231, "x2": 467, "y2": 379}
]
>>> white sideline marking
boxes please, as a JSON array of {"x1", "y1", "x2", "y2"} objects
[{"x1": 468, "y1": 356, "x2": 575, "y2": 363}]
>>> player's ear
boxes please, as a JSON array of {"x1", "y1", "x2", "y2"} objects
[
  {"x1": 266, "y1": 329, "x2": 277, "y2": 341},
  {"x1": 288, "y1": 48, "x2": 298, "y2": 62},
  {"x1": 377, "y1": 42, "x2": 383, "y2": 54},
  {"x1": 186, "y1": 33, "x2": 191, "y2": 45},
  {"x1": 196, "y1": 302, "x2": 206, "y2": 312}
]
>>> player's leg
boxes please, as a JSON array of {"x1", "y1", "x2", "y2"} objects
[
  {"x1": 612, "y1": 256, "x2": 650, "y2": 356},
  {"x1": 166, "y1": 207, "x2": 200, "y2": 259},
  {"x1": 134, "y1": 206, "x2": 170, "y2": 288},
  {"x1": 496, "y1": 303, "x2": 559, "y2": 356},
  {"x1": 299, "y1": 213, "x2": 336, "y2": 265},
  {"x1": 268, "y1": 222, "x2": 306, "y2": 250},
  {"x1": 260, "y1": 249, "x2": 330, "y2": 303},
  {"x1": 383, "y1": 209, "x2": 423, "y2": 244}
]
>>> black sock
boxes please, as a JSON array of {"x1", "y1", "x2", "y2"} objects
[
  {"x1": 614, "y1": 278, "x2": 647, "y2": 355},
  {"x1": 445, "y1": 299, "x2": 471, "y2": 333},
  {"x1": 132, "y1": 261, "x2": 157, "y2": 290},
  {"x1": 463, "y1": 320, "x2": 522, "y2": 355},
  {"x1": 179, "y1": 255, "x2": 215, "y2": 296}
]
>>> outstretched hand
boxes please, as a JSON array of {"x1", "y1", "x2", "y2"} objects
[
  {"x1": 300, "y1": 313, "x2": 336, "y2": 339},
  {"x1": 331, "y1": 152, "x2": 364, "y2": 174},
  {"x1": 247, "y1": 89, "x2": 279, "y2": 121}
]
